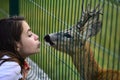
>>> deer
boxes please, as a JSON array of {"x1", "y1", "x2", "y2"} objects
[{"x1": 44, "y1": 4, "x2": 120, "y2": 80}]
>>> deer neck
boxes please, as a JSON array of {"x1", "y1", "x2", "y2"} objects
[{"x1": 69, "y1": 42, "x2": 101, "y2": 80}]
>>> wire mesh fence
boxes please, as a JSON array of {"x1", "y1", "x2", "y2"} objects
[{"x1": 0, "y1": 0, "x2": 120, "y2": 80}]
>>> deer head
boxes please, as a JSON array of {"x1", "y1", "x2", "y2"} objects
[{"x1": 44, "y1": 4, "x2": 102, "y2": 54}]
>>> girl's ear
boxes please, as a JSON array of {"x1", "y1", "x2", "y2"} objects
[{"x1": 16, "y1": 41, "x2": 21, "y2": 52}]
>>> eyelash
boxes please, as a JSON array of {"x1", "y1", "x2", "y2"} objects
[{"x1": 28, "y1": 34, "x2": 32, "y2": 37}]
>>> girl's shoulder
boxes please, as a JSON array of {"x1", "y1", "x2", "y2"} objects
[
  {"x1": 0, "y1": 55, "x2": 22, "y2": 79},
  {"x1": 0, "y1": 55, "x2": 21, "y2": 72}
]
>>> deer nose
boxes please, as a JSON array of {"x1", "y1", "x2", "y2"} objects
[
  {"x1": 44, "y1": 34, "x2": 50, "y2": 42},
  {"x1": 44, "y1": 34, "x2": 55, "y2": 45}
]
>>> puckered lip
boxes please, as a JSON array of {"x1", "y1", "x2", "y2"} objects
[{"x1": 37, "y1": 42, "x2": 41, "y2": 48}]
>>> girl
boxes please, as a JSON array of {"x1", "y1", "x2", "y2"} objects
[{"x1": 0, "y1": 16, "x2": 40, "y2": 80}]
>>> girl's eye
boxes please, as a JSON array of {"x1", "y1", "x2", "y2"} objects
[
  {"x1": 28, "y1": 34, "x2": 32, "y2": 37},
  {"x1": 28, "y1": 31, "x2": 33, "y2": 37}
]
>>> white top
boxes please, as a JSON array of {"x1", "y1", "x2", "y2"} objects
[{"x1": 0, "y1": 55, "x2": 23, "y2": 80}]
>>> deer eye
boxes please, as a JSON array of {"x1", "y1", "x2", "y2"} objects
[{"x1": 63, "y1": 33, "x2": 72, "y2": 38}]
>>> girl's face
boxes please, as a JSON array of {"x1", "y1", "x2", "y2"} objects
[{"x1": 17, "y1": 21, "x2": 40, "y2": 58}]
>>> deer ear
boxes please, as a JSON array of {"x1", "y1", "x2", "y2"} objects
[{"x1": 83, "y1": 21, "x2": 102, "y2": 39}]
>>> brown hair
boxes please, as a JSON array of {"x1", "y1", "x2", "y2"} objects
[{"x1": 0, "y1": 16, "x2": 25, "y2": 68}]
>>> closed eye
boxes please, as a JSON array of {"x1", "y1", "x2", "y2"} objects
[
  {"x1": 63, "y1": 33, "x2": 72, "y2": 38},
  {"x1": 28, "y1": 31, "x2": 33, "y2": 37},
  {"x1": 28, "y1": 34, "x2": 32, "y2": 37}
]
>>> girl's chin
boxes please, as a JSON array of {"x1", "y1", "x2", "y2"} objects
[{"x1": 35, "y1": 49, "x2": 40, "y2": 53}]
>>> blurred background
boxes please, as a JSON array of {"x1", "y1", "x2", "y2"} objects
[{"x1": 0, "y1": 0, "x2": 120, "y2": 80}]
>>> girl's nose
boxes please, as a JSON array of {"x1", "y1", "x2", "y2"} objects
[{"x1": 34, "y1": 34, "x2": 39, "y2": 40}]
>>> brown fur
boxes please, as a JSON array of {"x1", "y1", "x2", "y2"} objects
[{"x1": 70, "y1": 42, "x2": 120, "y2": 80}]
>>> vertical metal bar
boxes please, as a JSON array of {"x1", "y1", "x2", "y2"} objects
[
  {"x1": 47, "y1": 0, "x2": 50, "y2": 78},
  {"x1": 63, "y1": 0, "x2": 67, "y2": 79},
  {"x1": 9, "y1": 0, "x2": 19, "y2": 16},
  {"x1": 115, "y1": 5, "x2": 119, "y2": 80},
  {"x1": 97, "y1": 0, "x2": 104, "y2": 79},
  {"x1": 106, "y1": 1, "x2": 114, "y2": 79},
  {"x1": 91, "y1": 1, "x2": 98, "y2": 80},
  {"x1": 57, "y1": 0, "x2": 60, "y2": 79},
  {"x1": 41, "y1": 0, "x2": 44, "y2": 78},
  {"x1": 104, "y1": 1, "x2": 110, "y2": 80},
  {"x1": 54, "y1": 0, "x2": 57, "y2": 79},
  {"x1": 118, "y1": 35, "x2": 120, "y2": 80},
  {"x1": 44, "y1": 0, "x2": 46, "y2": 78}
]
